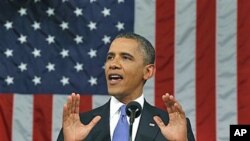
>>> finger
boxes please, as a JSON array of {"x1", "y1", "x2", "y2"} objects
[
  {"x1": 153, "y1": 116, "x2": 165, "y2": 129},
  {"x1": 86, "y1": 116, "x2": 101, "y2": 131},
  {"x1": 67, "y1": 95, "x2": 73, "y2": 114},
  {"x1": 163, "y1": 93, "x2": 176, "y2": 106},
  {"x1": 75, "y1": 93, "x2": 80, "y2": 114},
  {"x1": 71, "y1": 93, "x2": 76, "y2": 113},
  {"x1": 174, "y1": 103, "x2": 185, "y2": 117},
  {"x1": 166, "y1": 104, "x2": 175, "y2": 113},
  {"x1": 163, "y1": 93, "x2": 184, "y2": 113},
  {"x1": 162, "y1": 93, "x2": 175, "y2": 113}
]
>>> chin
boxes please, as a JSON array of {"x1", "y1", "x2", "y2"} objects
[
  {"x1": 108, "y1": 91, "x2": 120, "y2": 96},
  {"x1": 108, "y1": 89, "x2": 123, "y2": 96}
]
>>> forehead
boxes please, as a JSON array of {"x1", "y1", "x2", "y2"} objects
[{"x1": 108, "y1": 38, "x2": 141, "y2": 54}]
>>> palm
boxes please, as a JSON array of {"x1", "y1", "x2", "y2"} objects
[
  {"x1": 63, "y1": 114, "x2": 86, "y2": 141},
  {"x1": 63, "y1": 93, "x2": 101, "y2": 141},
  {"x1": 154, "y1": 93, "x2": 187, "y2": 141},
  {"x1": 158, "y1": 112, "x2": 187, "y2": 140}
]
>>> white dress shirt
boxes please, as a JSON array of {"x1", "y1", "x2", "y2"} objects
[{"x1": 110, "y1": 95, "x2": 144, "y2": 141}]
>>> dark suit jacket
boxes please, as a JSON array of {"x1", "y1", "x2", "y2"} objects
[{"x1": 57, "y1": 99, "x2": 195, "y2": 141}]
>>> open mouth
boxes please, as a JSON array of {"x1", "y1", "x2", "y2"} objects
[{"x1": 108, "y1": 74, "x2": 123, "y2": 84}]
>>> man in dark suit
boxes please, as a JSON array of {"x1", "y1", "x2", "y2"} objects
[{"x1": 57, "y1": 33, "x2": 195, "y2": 141}]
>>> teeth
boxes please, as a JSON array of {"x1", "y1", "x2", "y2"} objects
[{"x1": 109, "y1": 74, "x2": 122, "y2": 79}]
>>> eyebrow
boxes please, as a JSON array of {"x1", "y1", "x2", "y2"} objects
[
  {"x1": 107, "y1": 52, "x2": 114, "y2": 56},
  {"x1": 120, "y1": 52, "x2": 134, "y2": 58},
  {"x1": 107, "y1": 52, "x2": 134, "y2": 58}
]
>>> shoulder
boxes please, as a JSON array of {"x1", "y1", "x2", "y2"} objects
[
  {"x1": 143, "y1": 100, "x2": 169, "y2": 122},
  {"x1": 144, "y1": 100, "x2": 167, "y2": 114},
  {"x1": 79, "y1": 100, "x2": 110, "y2": 124}
]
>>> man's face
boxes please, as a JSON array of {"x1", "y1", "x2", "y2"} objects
[{"x1": 105, "y1": 38, "x2": 147, "y2": 100}]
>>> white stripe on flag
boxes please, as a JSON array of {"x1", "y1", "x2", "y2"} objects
[
  {"x1": 92, "y1": 95, "x2": 110, "y2": 108},
  {"x1": 175, "y1": 0, "x2": 196, "y2": 137},
  {"x1": 52, "y1": 94, "x2": 68, "y2": 141},
  {"x1": 134, "y1": 0, "x2": 155, "y2": 105},
  {"x1": 12, "y1": 94, "x2": 33, "y2": 141},
  {"x1": 216, "y1": 0, "x2": 237, "y2": 141}
]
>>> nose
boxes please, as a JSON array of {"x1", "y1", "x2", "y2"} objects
[{"x1": 109, "y1": 58, "x2": 121, "y2": 70}]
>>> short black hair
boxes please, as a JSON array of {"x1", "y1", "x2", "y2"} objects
[{"x1": 114, "y1": 32, "x2": 155, "y2": 65}]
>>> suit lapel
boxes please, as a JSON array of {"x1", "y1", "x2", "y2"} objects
[
  {"x1": 135, "y1": 101, "x2": 161, "y2": 141},
  {"x1": 86, "y1": 100, "x2": 111, "y2": 141}
]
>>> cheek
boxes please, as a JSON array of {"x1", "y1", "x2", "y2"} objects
[{"x1": 127, "y1": 68, "x2": 144, "y2": 80}]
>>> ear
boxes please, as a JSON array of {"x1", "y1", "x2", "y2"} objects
[{"x1": 143, "y1": 64, "x2": 155, "y2": 80}]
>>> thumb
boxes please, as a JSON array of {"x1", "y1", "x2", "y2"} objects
[
  {"x1": 86, "y1": 116, "x2": 101, "y2": 131},
  {"x1": 153, "y1": 116, "x2": 166, "y2": 129}
]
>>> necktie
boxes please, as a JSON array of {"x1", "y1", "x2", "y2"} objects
[{"x1": 112, "y1": 105, "x2": 129, "y2": 141}]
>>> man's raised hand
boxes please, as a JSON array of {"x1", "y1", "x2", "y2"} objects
[
  {"x1": 153, "y1": 93, "x2": 188, "y2": 141},
  {"x1": 62, "y1": 93, "x2": 101, "y2": 141}
]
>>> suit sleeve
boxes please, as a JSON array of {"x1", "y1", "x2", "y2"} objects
[
  {"x1": 186, "y1": 118, "x2": 196, "y2": 141},
  {"x1": 56, "y1": 128, "x2": 64, "y2": 141}
]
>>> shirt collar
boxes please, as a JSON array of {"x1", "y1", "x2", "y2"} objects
[{"x1": 110, "y1": 94, "x2": 144, "y2": 118}]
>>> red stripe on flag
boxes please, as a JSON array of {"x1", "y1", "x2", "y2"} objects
[
  {"x1": 196, "y1": 0, "x2": 216, "y2": 140},
  {"x1": 155, "y1": 0, "x2": 175, "y2": 109},
  {"x1": 79, "y1": 94, "x2": 92, "y2": 112},
  {"x1": 33, "y1": 94, "x2": 52, "y2": 141},
  {"x1": 0, "y1": 94, "x2": 13, "y2": 141},
  {"x1": 237, "y1": 0, "x2": 250, "y2": 124}
]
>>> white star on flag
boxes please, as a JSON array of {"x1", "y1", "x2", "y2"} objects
[
  {"x1": 60, "y1": 76, "x2": 69, "y2": 86},
  {"x1": 5, "y1": 76, "x2": 14, "y2": 85},
  {"x1": 60, "y1": 21, "x2": 69, "y2": 30},
  {"x1": 116, "y1": 21, "x2": 125, "y2": 31},
  {"x1": 46, "y1": 8, "x2": 55, "y2": 16},
  {"x1": 118, "y1": 0, "x2": 125, "y2": 4},
  {"x1": 32, "y1": 76, "x2": 41, "y2": 85},
  {"x1": 18, "y1": 34, "x2": 27, "y2": 44},
  {"x1": 74, "y1": 62, "x2": 83, "y2": 72},
  {"x1": 4, "y1": 21, "x2": 13, "y2": 30},
  {"x1": 90, "y1": 0, "x2": 97, "y2": 3},
  {"x1": 102, "y1": 35, "x2": 111, "y2": 44},
  {"x1": 88, "y1": 48, "x2": 97, "y2": 58},
  {"x1": 88, "y1": 76, "x2": 97, "y2": 86},
  {"x1": 46, "y1": 62, "x2": 55, "y2": 72},
  {"x1": 18, "y1": 8, "x2": 27, "y2": 16},
  {"x1": 60, "y1": 49, "x2": 69, "y2": 58},
  {"x1": 18, "y1": 62, "x2": 27, "y2": 72},
  {"x1": 4, "y1": 49, "x2": 13, "y2": 58},
  {"x1": 74, "y1": 7, "x2": 83, "y2": 16},
  {"x1": 32, "y1": 48, "x2": 41, "y2": 58},
  {"x1": 46, "y1": 35, "x2": 55, "y2": 44},
  {"x1": 74, "y1": 35, "x2": 83, "y2": 44},
  {"x1": 32, "y1": 21, "x2": 41, "y2": 30},
  {"x1": 88, "y1": 21, "x2": 97, "y2": 30},
  {"x1": 102, "y1": 7, "x2": 111, "y2": 17}
]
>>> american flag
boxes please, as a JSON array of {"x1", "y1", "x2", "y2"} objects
[{"x1": 1, "y1": 0, "x2": 250, "y2": 141}]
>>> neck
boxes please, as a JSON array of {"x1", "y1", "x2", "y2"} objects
[{"x1": 115, "y1": 93, "x2": 142, "y2": 104}]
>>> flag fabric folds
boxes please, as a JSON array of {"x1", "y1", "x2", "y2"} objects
[
  {"x1": 0, "y1": 0, "x2": 134, "y2": 94},
  {"x1": 1, "y1": 0, "x2": 250, "y2": 141}
]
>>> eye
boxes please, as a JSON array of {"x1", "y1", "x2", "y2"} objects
[
  {"x1": 123, "y1": 56, "x2": 129, "y2": 60},
  {"x1": 122, "y1": 55, "x2": 132, "y2": 60},
  {"x1": 106, "y1": 55, "x2": 113, "y2": 61}
]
